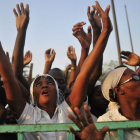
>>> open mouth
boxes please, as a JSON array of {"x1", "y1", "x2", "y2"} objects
[{"x1": 42, "y1": 90, "x2": 50, "y2": 96}]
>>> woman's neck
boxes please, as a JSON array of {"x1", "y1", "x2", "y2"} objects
[
  {"x1": 119, "y1": 101, "x2": 140, "y2": 120},
  {"x1": 38, "y1": 103, "x2": 57, "y2": 118}
]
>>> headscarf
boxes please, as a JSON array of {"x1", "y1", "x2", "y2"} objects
[
  {"x1": 30, "y1": 74, "x2": 65, "y2": 106},
  {"x1": 94, "y1": 81, "x2": 101, "y2": 87},
  {"x1": 101, "y1": 67, "x2": 127, "y2": 111}
]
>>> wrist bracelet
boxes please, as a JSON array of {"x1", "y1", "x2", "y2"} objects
[{"x1": 71, "y1": 67, "x2": 76, "y2": 70}]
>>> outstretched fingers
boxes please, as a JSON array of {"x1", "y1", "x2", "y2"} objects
[
  {"x1": 87, "y1": 26, "x2": 91, "y2": 35},
  {"x1": 73, "y1": 30, "x2": 81, "y2": 36},
  {"x1": 99, "y1": 126, "x2": 109, "y2": 138},
  {"x1": 26, "y1": 4, "x2": 29, "y2": 14},
  {"x1": 84, "y1": 105, "x2": 93, "y2": 124},
  {"x1": 16, "y1": 4, "x2": 21, "y2": 15},
  {"x1": 120, "y1": 51, "x2": 131, "y2": 57},
  {"x1": 73, "y1": 22, "x2": 86, "y2": 27},
  {"x1": 105, "y1": 5, "x2": 110, "y2": 14},
  {"x1": 95, "y1": 1, "x2": 103, "y2": 14},
  {"x1": 120, "y1": 55, "x2": 128, "y2": 60},
  {"x1": 69, "y1": 126, "x2": 81, "y2": 138},
  {"x1": 45, "y1": 48, "x2": 51, "y2": 54},
  {"x1": 13, "y1": 9, "x2": 18, "y2": 18},
  {"x1": 72, "y1": 26, "x2": 83, "y2": 32},
  {"x1": 20, "y1": 3, "x2": 24, "y2": 14},
  {"x1": 74, "y1": 107, "x2": 89, "y2": 127},
  {"x1": 67, "y1": 113, "x2": 84, "y2": 131}
]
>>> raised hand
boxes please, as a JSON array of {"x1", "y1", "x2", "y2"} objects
[
  {"x1": 87, "y1": 6, "x2": 102, "y2": 31},
  {"x1": 66, "y1": 64, "x2": 71, "y2": 70},
  {"x1": 45, "y1": 48, "x2": 55, "y2": 63},
  {"x1": 120, "y1": 51, "x2": 140, "y2": 66},
  {"x1": 92, "y1": 1, "x2": 112, "y2": 33},
  {"x1": 13, "y1": 3, "x2": 29, "y2": 31},
  {"x1": 67, "y1": 46, "x2": 77, "y2": 61},
  {"x1": 23, "y1": 51, "x2": 32, "y2": 66},
  {"x1": 73, "y1": 22, "x2": 92, "y2": 49},
  {"x1": 67, "y1": 105, "x2": 108, "y2": 140}
]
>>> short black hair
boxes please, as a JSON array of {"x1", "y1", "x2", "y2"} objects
[{"x1": 48, "y1": 68, "x2": 66, "y2": 78}]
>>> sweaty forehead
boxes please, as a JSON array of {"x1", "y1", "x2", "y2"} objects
[{"x1": 48, "y1": 69, "x2": 65, "y2": 80}]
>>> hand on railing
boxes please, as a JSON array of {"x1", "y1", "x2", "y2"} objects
[{"x1": 67, "y1": 105, "x2": 108, "y2": 140}]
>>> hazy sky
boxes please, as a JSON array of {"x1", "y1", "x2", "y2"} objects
[{"x1": 0, "y1": 0, "x2": 140, "y2": 77}]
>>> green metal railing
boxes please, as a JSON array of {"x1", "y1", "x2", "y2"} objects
[{"x1": 0, "y1": 120, "x2": 140, "y2": 140}]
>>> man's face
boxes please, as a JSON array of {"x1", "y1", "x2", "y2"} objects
[
  {"x1": 90, "y1": 85, "x2": 109, "y2": 110},
  {"x1": 48, "y1": 69, "x2": 66, "y2": 92}
]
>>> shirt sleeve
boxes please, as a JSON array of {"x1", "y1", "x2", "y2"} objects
[{"x1": 17, "y1": 103, "x2": 35, "y2": 124}]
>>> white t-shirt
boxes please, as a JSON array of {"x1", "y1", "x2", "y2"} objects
[
  {"x1": 17, "y1": 101, "x2": 76, "y2": 140},
  {"x1": 97, "y1": 107, "x2": 140, "y2": 140}
]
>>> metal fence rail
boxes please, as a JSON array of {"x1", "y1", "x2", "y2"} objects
[{"x1": 0, "y1": 120, "x2": 140, "y2": 140}]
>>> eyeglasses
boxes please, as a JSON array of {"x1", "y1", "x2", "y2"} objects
[{"x1": 118, "y1": 74, "x2": 140, "y2": 86}]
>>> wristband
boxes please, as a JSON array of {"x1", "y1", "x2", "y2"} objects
[{"x1": 71, "y1": 67, "x2": 76, "y2": 70}]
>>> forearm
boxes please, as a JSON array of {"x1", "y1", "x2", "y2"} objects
[
  {"x1": 87, "y1": 57, "x2": 103, "y2": 96},
  {"x1": 13, "y1": 30, "x2": 30, "y2": 90},
  {"x1": 43, "y1": 62, "x2": 52, "y2": 74},
  {"x1": 75, "y1": 48, "x2": 89, "y2": 77},
  {"x1": 13, "y1": 30, "x2": 26, "y2": 78},
  {"x1": 67, "y1": 61, "x2": 76, "y2": 87},
  {"x1": 93, "y1": 29, "x2": 101, "y2": 47},
  {"x1": 87, "y1": 29, "x2": 102, "y2": 95},
  {"x1": 0, "y1": 44, "x2": 25, "y2": 118},
  {"x1": 80, "y1": 30, "x2": 110, "y2": 79},
  {"x1": 28, "y1": 63, "x2": 33, "y2": 85}
]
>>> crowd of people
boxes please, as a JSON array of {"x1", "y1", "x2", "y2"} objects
[{"x1": 0, "y1": 1, "x2": 140, "y2": 140}]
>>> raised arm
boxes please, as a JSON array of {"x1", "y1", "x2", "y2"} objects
[
  {"x1": 67, "y1": 46, "x2": 77, "y2": 87},
  {"x1": 72, "y1": 22, "x2": 92, "y2": 77},
  {"x1": 120, "y1": 51, "x2": 140, "y2": 75},
  {"x1": 27, "y1": 63, "x2": 33, "y2": 85},
  {"x1": 23, "y1": 50, "x2": 32, "y2": 67},
  {"x1": 87, "y1": 6, "x2": 103, "y2": 94},
  {"x1": 66, "y1": 1, "x2": 112, "y2": 111},
  {"x1": 6, "y1": 52, "x2": 30, "y2": 102},
  {"x1": 43, "y1": 48, "x2": 55, "y2": 74},
  {"x1": 64, "y1": 64, "x2": 71, "y2": 85},
  {"x1": 0, "y1": 42, "x2": 26, "y2": 119},
  {"x1": 13, "y1": 3, "x2": 30, "y2": 92}
]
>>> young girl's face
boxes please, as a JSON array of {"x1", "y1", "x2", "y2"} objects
[{"x1": 33, "y1": 76, "x2": 57, "y2": 107}]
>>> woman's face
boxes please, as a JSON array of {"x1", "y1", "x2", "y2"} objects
[
  {"x1": 117, "y1": 69, "x2": 140, "y2": 101},
  {"x1": 33, "y1": 76, "x2": 57, "y2": 106}
]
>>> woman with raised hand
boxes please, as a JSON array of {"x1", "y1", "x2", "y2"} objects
[{"x1": 0, "y1": 1, "x2": 112, "y2": 140}]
